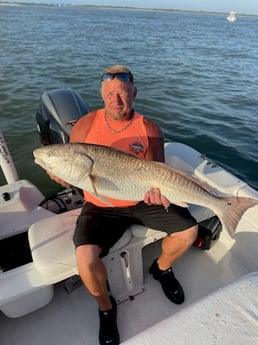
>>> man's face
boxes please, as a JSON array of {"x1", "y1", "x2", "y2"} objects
[{"x1": 101, "y1": 78, "x2": 137, "y2": 120}]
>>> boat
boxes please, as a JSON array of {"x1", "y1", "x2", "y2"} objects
[
  {"x1": 1, "y1": 89, "x2": 258, "y2": 344},
  {"x1": 227, "y1": 11, "x2": 237, "y2": 22}
]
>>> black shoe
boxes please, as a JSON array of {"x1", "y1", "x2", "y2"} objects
[
  {"x1": 149, "y1": 259, "x2": 185, "y2": 304},
  {"x1": 99, "y1": 295, "x2": 120, "y2": 345}
]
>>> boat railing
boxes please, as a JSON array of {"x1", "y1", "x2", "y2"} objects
[{"x1": 0, "y1": 131, "x2": 19, "y2": 185}]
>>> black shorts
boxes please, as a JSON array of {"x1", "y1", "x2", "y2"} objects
[{"x1": 73, "y1": 201, "x2": 197, "y2": 257}]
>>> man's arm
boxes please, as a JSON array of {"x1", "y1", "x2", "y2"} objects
[
  {"x1": 143, "y1": 117, "x2": 165, "y2": 162},
  {"x1": 47, "y1": 111, "x2": 96, "y2": 185},
  {"x1": 143, "y1": 118, "x2": 170, "y2": 208},
  {"x1": 70, "y1": 111, "x2": 96, "y2": 143}
]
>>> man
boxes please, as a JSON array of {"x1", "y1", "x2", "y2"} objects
[{"x1": 50, "y1": 65, "x2": 198, "y2": 345}]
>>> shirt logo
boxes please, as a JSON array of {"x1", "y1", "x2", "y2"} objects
[{"x1": 129, "y1": 142, "x2": 145, "y2": 156}]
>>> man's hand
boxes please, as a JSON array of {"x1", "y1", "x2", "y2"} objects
[
  {"x1": 144, "y1": 188, "x2": 170, "y2": 209},
  {"x1": 47, "y1": 171, "x2": 70, "y2": 187}
]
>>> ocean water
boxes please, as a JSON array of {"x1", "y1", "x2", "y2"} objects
[{"x1": 1, "y1": 5, "x2": 258, "y2": 194}]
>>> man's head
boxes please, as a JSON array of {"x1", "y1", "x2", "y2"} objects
[
  {"x1": 100, "y1": 65, "x2": 137, "y2": 120},
  {"x1": 101, "y1": 65, "x2": 134, "y2": 84}
]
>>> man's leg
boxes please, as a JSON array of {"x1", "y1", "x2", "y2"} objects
[
  {"x1": 73, "y1": 203, "x2": 133, "y2": 345},
  {"x1": 76, "y1": 244, "x2": 120, "y2": 345},
  {"x1": 132, "y1": 202, "x2": 198, "y2": 305},
  {"x1": 150, "y1": 224, "x2": 198, "y2": 304},
  {"x1": 76, "y1": 244, "x2": 112, "y2": 310},
  {"x1": 158, "y1": 225, "x2": 198, "y2": 270}
]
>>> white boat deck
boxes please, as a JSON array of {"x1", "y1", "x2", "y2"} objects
[{"x1": 0, "y1": 230, "x2": 253, "y2": 345}]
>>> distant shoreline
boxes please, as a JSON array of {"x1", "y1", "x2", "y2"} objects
[
  {"x1": 0, "y1": 2, "x2": 258, "y2": 18},
  {"x1": 0, "y1": 1, "x2": 23, "y2": 4}
]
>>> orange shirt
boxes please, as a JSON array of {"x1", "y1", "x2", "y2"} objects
[{"x1": 80, "y1": 108, "x2": 149, "y2": 207}]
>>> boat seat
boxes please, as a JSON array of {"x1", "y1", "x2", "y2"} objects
[
  {"x1": 122, "y1": 271, "x2": 258, "y2": 345},
  {"x1": 103, "y1": 224, "x2": 166, "y2": 303},
  {"x1": 165, "y1": 142, "x2": 248, "y2": 197},
  {"x1": 28, "y1": 208, "x2": 167, "y2": 303},
  {"x1": 0, "y1": 263, "x2": 54, "y2": 318}
]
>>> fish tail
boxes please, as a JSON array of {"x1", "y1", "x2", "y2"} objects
[{"x1": 217, "y1": 196, "x2": 258, "y2": 237}]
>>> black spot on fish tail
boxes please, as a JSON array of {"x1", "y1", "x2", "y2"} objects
[{"x1": 218, "y1": 196, "x2": 258, "y2": 237}]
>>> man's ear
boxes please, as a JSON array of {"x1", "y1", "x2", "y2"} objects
[
  {"x1": 100, "y1": 87, "x2": 104, "y2": 100},
  {"x1": 133, "y1": 86, "x2": 138, "y2": 100}
]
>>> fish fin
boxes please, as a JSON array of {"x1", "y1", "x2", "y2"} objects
[
  {"x1": 154, "y1": 161, "x2": 212, "y2": 193},
  {"x1": 217, "y1": 196, "x2": 258, "y2": 237},
  {"x1": 172, "y1": 201, "x2": 188, "y2": 208},
  {"x1": 87, "y1": 175, "x2": 114, "y2": 207},
  {"x1": 92, "y1": 193, "x2": 114, "y2": 207},
  {"x1": 190, "y1": 175, "x2": 213, "y2": 193},
  {"x1": 89, "y1": 174, "x2": 98, "y2": 195},
  {"x1": 167, "y1": 164, "x2": 213, "y2": 193}
]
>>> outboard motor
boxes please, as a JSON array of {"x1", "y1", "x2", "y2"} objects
[
  {"x1": 36, "y1": 89, "x2": 90, "y2": 145},
  {"x1": 35, "y1": 89, "x2": 89, "y2": 213}
]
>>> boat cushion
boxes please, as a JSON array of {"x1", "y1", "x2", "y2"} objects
[{"x1": 28, "y1": 207, "x2": 132, "y2": 285}]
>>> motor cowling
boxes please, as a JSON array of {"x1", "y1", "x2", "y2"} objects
[{"x1": 36, "y1": 89, "x2": 90, "y2": 145}]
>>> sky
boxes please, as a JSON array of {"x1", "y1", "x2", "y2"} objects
[{"x1": 4, "y1": 0, "x2": 258, "y2": 15}]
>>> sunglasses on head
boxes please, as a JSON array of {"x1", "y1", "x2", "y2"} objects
[{"x1": 101, "y1": 72, "x2": 134, "y2": 82}]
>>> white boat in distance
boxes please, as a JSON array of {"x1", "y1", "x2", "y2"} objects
[
  {"x1": 1, "y1": 89, "x2": 258, "y2": 345},
  {"x1": 227, "y1": 11, "x2": 237, "y2": 22}
]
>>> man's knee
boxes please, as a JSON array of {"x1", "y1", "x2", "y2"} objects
[
  {"x1": 76, "y1": 244, "x2": 102, "y2": 265},
  {"x1": 169, "y1": 224, "x2": 198, "y2": 245}
]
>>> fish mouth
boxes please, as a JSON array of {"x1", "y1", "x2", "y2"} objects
[
  {"x1": 34, "y1": 156, "x2": 47, "y2": 170},
  {"x1": 33, "y1": 149, "x2": 46, "y2": 167}
]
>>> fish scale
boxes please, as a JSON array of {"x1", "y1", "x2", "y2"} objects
[{"x1": 33, "y1": 142, "x2": 258, "y2": 237}]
